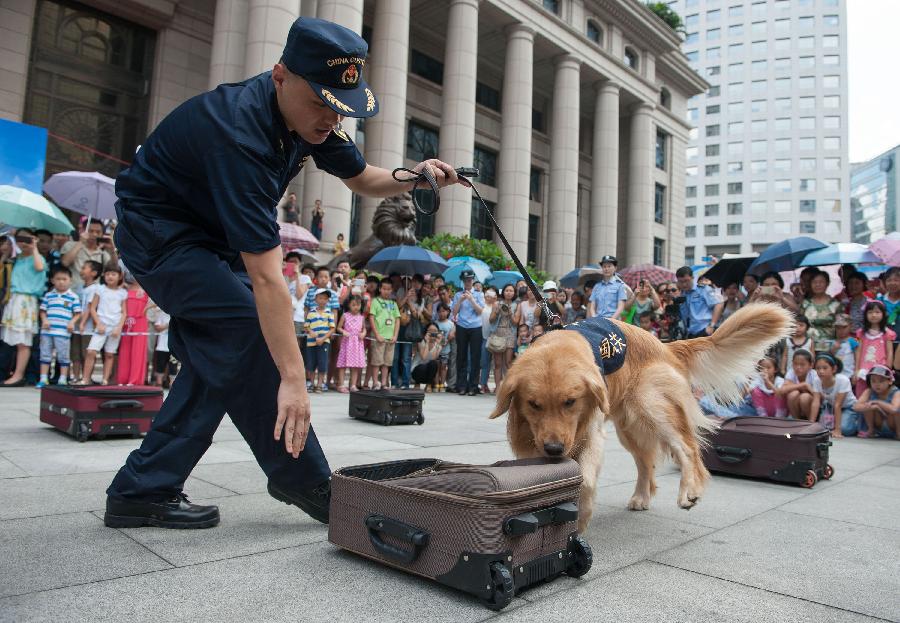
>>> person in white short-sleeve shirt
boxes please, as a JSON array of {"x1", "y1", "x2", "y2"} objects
[{"x1": 80, "y1": 267, "x2": 128, "y2": 385}]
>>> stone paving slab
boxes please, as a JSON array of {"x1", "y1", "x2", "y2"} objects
[
  {"x1": 777, "y1": 479, "x2": 900, "y2": 532},
  {"x1": 652, "y1": 509, "x2": 900, "y2": 621},
  {"x1": 0, "y1": 455, "x2": 26, "y2": 479}
]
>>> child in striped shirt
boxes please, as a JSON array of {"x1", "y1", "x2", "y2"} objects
[
  {"x1": 37, "y1": 266, "x2": 82, "y2": 388},
  {"x1": 304, "y1": 289, "x2": 336, "y2": 392}
]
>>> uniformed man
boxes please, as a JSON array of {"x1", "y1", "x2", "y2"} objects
[{"x1": 104, "y1": 18, "x2": 464, "y2": 529}]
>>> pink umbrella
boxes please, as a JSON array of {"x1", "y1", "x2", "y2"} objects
[
  {"x1": 278, "y1": 221, "x2": 319, "y2": 251},
  {"x1": 870, "y1": 237, "x2": 900, "y2": 267}
]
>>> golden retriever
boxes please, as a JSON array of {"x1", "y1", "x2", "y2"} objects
[{"x1": 490, "y1": 303, "x2": 794, "y2": 531}]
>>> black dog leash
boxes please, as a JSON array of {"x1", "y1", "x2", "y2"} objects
[{"x1": 392, "y1": 166, "x2": 561, "y2": 326}]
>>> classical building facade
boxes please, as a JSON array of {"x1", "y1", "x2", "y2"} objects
[{"x1": 1, "y1": 0, "x2": 706, "y2": 275}]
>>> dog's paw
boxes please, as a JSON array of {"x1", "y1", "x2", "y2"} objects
[
  {"x1": 627, "y1": 494, "x2": 651, "y2": 511},
  {"x1": 677, "y1": 493, "x2": 700, "y2": 509}
]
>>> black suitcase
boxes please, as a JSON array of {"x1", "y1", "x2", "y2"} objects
[
  {"x1": 703, "y1": 416, "x2": 834, "y2": 488},
  {"x1": 349, "y1": 389, "x2": 424, "y2": 425}
]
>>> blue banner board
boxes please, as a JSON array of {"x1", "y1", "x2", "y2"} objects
[{"x1": 0, "y1": 118, "x2": 49, "y2": 194}]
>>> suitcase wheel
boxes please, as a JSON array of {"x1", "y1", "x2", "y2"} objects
[
  {"x1": 480, "y1": 562, "x2": 514, "y2": 611},
  {"x1": 801, "y1": 470, "x2": 818, "y2": 489},
  {"x1": 381, "y1": 412, "x2": 393, "y2": 426},
  {"x1": 566, "y1": 535, "x2": 593, "y2": 578},
  {"x1": 823, "y1": 464, "x2": 834, "y2": 480},
  {"x1": 415, "y1": 414, "x2": 424, "y2": 425},
  {"x1": 75, "y1": 422, "x2": 91, "y2": 443}
]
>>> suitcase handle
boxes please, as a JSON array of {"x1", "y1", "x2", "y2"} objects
[
  {"x1": 714, "y1": 445, "x2": 752, "y2": 464},
  {"x1": 504, "y1": 502, "x2": 580, "y2": 536},
  {"x1": 351, "y1": 404, "x2": 370, "y2": 415},
  {"x1": 389, "y1": 400, "x2": 420, "y2": 407},
  {"x1": 99, "y1": 400, "x2": 144, "y2": 410},
  {"x1": 365, "y1": 514, "x2": 429, "y2": 564}
]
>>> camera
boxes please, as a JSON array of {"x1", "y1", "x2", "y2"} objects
[{"x1": 14, "y1": 234, "x2": 33, "y2": 244}]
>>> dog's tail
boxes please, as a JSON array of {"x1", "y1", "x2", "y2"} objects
[{"x1": 667, "y1": 302, "x2": 795, "y2": 406}]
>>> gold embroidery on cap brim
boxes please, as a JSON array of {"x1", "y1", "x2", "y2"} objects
[
  {"x1": 321, "y1": 89, "x2": 355, "y2": 113},
  {"x1": 365, "y1": 88, "x2": 375, "y2": 112}
]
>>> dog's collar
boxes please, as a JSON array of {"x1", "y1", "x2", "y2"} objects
[{"x1": 564, "y1": 317, "x2": 627, "y2": 375}]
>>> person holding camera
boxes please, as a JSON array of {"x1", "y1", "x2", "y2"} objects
[
  {"x1": 675, "y1": 266, "x2": 724, "y2": 339},
  {"x1": 1, "y1": 229, "x2": 47, "y2": 386},
  {"x1": 488, "y1": 284, "x2": 518, "y2": 390},
  {"x1": 411, "y1": 322, "x2": 443, "y2": 391},
  {"x1": 451, "y1": 269, "x2": 485, "y2": 396},
  {"x1": 624, "y1": 278, "x2": 661, "y2": 325},
  {"x1": 60, "y1": 221, "x2": 116, "y2": 293}
]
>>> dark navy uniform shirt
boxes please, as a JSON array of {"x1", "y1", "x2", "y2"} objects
[
  {"x1": 115, "y1": 72, "x2": 366, "y2": 262},
  {"x1": 564, "y1": 316, "x2": 628, "y2": 376}
]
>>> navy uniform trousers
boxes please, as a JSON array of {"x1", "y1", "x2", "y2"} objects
[{"x1": 107, "y1": 222, "x2": 331, "y2": 501}]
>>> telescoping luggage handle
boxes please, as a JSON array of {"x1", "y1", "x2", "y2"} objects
[
  {"x1": 714, "y1": 445, "x2": 752, "y2": 464},
  {"x1": 503, "y1": 502, "x2": 579, "y2": 536},
  {"x1": 365, "y1": 514, "x2": 430, "y2": 564}
]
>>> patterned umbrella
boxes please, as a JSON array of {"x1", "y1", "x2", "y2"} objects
[
  {"x1": 870, "y1": 237, "x2": 900, "y2": 267},
  {"x1": 617, "y1": 264, "x2": 676, "y2": 289},
  {"x1": 278, "y1": 221, "x2": 319, "y2": 251},
  {"x1": 43, "y1": 171, "x2": 117, "y2": 220}
]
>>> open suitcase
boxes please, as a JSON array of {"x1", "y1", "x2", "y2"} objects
[
  {"x1": 348, "y1": 389, "x2": 424, "y2": 425},
  {"x1": 703, "y1": 416, "x2": 834, "y2": 488},
  {"x1": 39, "y1": 385, "x2": 163, "y2": 442},
  {"x1": 329, "y1": 457, "x2": 592, "y2": 610}
]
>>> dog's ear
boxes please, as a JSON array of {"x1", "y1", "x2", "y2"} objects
[
  {"x1": 490, "y1": 368, "x2": 517, "y2": 419},
  {"x1": 583, "y1": 370, "x2": 610, "y2": 416}
]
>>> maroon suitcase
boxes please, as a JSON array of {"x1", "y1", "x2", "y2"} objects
[
  {"x1": 703, "y1": 416, "x2": 834, "y2": 488},
  {"x1": 39, "y1": 385, "x2": 162, "y2": 442}
]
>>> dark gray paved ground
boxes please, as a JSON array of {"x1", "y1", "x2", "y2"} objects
[{"x1": 1, "y1": 387, "x2": 898, "y2": 622}]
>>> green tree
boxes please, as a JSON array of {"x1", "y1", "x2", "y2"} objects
[
  {"x1": 645, "y1": 1, "x2": 686, "y2": 35},
  {"x1": 418, "y1": 232, "x2": 555, "y2": 285}
]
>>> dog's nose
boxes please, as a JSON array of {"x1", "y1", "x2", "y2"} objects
[{"x1": 543, "y1": 442, "x2": 565, "y2": 456}]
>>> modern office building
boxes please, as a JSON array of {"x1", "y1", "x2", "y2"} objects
[
  {"x1": 850, "y1": 144, "x2": 900, "y2": 244},
  {"x1": 1, "y1": 0, "x2": 707, "y2": 275},
  {"x1": 670, "y1": 0, "x2": 849, "y2": 264}
]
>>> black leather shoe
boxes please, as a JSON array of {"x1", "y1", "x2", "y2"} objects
[
  {"x1": 457, "y1": 387, "x2": 467, "y2": 395},
  {"x1": 267, "y1": 478, "x2": 330, "y2": 524},
  {"x1": 104, "y1": 493, "x2": 220, "y2": 529}
]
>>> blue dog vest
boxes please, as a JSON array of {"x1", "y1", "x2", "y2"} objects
[{"x1": 564, "y1": 317, "x2": 628, "y2": 375}]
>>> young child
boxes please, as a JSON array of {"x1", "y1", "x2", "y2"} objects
[
  {"x1": 116, "y1": 273, "x2": 149, "y2": 386},
  {"x1": 849, "y1": 365, "x2": 899, "y2": 438},
  {"x1": 81, "y1": 264, "x2": 127, "y2": 385},
  {"x1": 515, "y1": 323, "x2": 531, "y2": 356},
  {"x1": 434, "y1": 303, "x2": 454, "y2": 391},
  {"x1": 778, "y1": 349, "x2": 822, "y2": 422},
  {"x1": 783, "y1": 315, "x2": 814, "y2": 377},
  {"x1": 531, "y1": 323, "x2": 545, "y2": 340},
  {"x1": 637, "y1": 311, "x2": 658, "y2": 337},
  {"x1": 829, "y1": 313, "x2": 858, "y2": 380},
  {"x1": 36, "y1": 266, "x2": 82, "y2": 388},
  {"x1": 149, "y1": 302, "x2": 173, "y2": 388},
  {"x1": 750, "y1": 356, "x2": 786, "y2": 418},
  {"x1": 814, "y1": 352, "x2": 854, "y2": 437},
  {"x1": 336, "y1": 295, "x2": 366, "y2": 393},
  {"x1": 1, "y1": 229, "x2": 46, "y2": 386},
  {"x1": 333, "y1": 232, "x2": 347, "y2": 255},
  {"x1": 877, "y1": 266, "x2": 900, "y2": 337},
  {"x1": 304, "y1": 288, "x2": 336, "y2": 392},
  {"x1": 368, "y1": 278, "x2": 400, "y2": 390},
  {"x1": 854, "y1": 300, "x2": 895, "y2": 396},
  {"x1": 71, "y1": 260, "x2": 102, "y2": 383}
]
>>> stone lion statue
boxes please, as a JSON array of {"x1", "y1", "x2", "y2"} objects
[{"x1": 329, "y1": 192, "x2": 417, "y2": 269}]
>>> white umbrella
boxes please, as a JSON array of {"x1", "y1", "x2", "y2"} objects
[{"x1": 43, "y1": 171, "x2": 117, "y2": 221}]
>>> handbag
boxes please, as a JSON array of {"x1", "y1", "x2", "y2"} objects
[
  {"x1": 486, "y1": 308, "x2": 507, "y2": 353},
  {"x1": 405, "y1": 308, "x2": 424, "y2": 342}
]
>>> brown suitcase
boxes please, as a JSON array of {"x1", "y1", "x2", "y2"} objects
[
  {"x1": 329, "y1": 457, "x2": 592, "y2": 610},
  {"x1": 703, "y1": 416, "x2": 834, "y2": 488}
]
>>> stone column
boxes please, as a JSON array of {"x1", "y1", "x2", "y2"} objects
[
  {"x1": 245, "y1": 0, "x2": 299, "y2": 77},
  {"x1": 625, "y1": 102, "x2": 654, "y2": 265},
  {"x1": 301, "y1": 0, "x2": 318, "y2": 18},
  {"x1": 209, "y1": 0, "x2": 249, "y2": 88},
  {"x1": 358, "y1": 0, "x2": 411, "y2": 240},
  {"x1": 545, "y1": 54, "x2": 581, "y2": 277},
  {"x1": 436, "y1": 0, "x2": 480, "y2": 235},
  {"x1": 590, "y1": 81, "x2": 620, "y2": 260},
  {"x1": 302, "y1": 0, "x2": 364, "y2": 245},
  {"x1": 496, "y1": 24, "x2": 534, "y2": 261}
]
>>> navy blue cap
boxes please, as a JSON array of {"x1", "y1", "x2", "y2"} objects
[{"x1": 282, "y1": 17, "x2": 379, "y2": 118}]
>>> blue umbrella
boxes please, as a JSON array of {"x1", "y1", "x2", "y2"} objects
[
  {"x1": 486, "y1": 270, "x2": 523, "y2": 289},
  {"x1": 447, "y1": 255, "x2": 490, "y2": 269},
  {"x1": 799, "y1": 243, "x2": 882, "y2": 267},
  {"x1": 443, "y1": 261, "x2": 492, "y2": 286},
  {"x1": 748, "y1": 236, "x2": 828, "y2": 275},
  {"x1": 366, "y1": 245, "x2": 449, "y2": 276},
  {"x1": 560, "y1": 264, "x2": 598, "y2": 289}
]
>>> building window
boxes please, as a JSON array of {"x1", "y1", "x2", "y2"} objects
[
  {"x1": 624, "y1": 47, "x2": 639, "y2": 70},
  {"x1": 708, "y1": 85, "x2": 720, "y2": 98},
  {"x1": 706, "y1": 145, "x2": 720, "y2": 157},
  {"x1": 707, "y1": 27, "x2": 721, "y2": 40},
  {"x1": 656, "y1": 130, "x2": 667, "y2": 170},
  {"x1": 654, "y1": 183, "x2": 666, "y2": 224},
  {"x1": 659, "y1": 88, "x2": 671, "y2": 110},
  {"x1": 799, "y1": 221, "x2": 816, "y2": 234},
  {"x1": 705, "y1": 204, "x2": 719, "y2": 217},
  {"x1": 775, "y1": 179, "x2": 792, "y2": 193},
  {"x1": 587, "y1": 19, "x2": 602, "y2": 44},
  {"x1": 727, "y1": 182, "x2": 742, "y2": 195},
  {"x1": 799, "y1": 179, "x2": 816, "y2": 192},
  {"x1": 706, "y1": 164, "x2": 720, "y2": 176},
  {"x1": 686, "y1": 225, "x2": 696, "y2": 238},
  {"x1": 653, "y1": 238, "x2": 665, "y2": 268},
  {"x1": 410, "y1": 49, "x2": 443, "y2": 84},
  {"x1": 727, "y1": 161, "x2": 743, "y2": 173},
  {"x1": 705, "y1": 224, "x2": 719, "y2": 237},
  {"x1": 705, "y1": 184, "x2": 719, "y2": 197},
  {"x1": 529, "y1": 168, "x2": 542, "y2": 201},
  {"x1": 729, "y1": 5, "x2": 743, "y2": 18},
  {"x1": 707, "y1": 65, "x2": 720, "y2": 76},
  {"x1": 727, "y1": 223, "x2": 742, "y2": 236},
  {"x1": 800, "y1": 200, "x2": 816, "y2": 213},
  {"x1": 532, "y1": 108, "x2": 544, "y2": 132},
  {"x1": 751, "y1": 160, "x2": 767, "y2": 174},
  {"x1": 406, "y1": 121, "x2": 439, "y2": 163},
  {"x1": 706, "y1": 104, "x2": 720, "y2": 115},
  {"x1": 543, "y1": 0, "x2": 560, "y2": 15},
  {"x1": 727, "y1": 202, "x2": 742, "y2": 216},
  {"x1": 528, "y1": 215, "x2": 539, "y2": 265},
  {"x1": 473, "y1": 146, "x2": 497, "y2": 187},
  {"x1": 471, "y1": 198, "x2": 495, "y2": 240},
  {"x1": 475, "y1": 81, "x2": 500, "y2": 112},
  {"x1": 824, "y1": 14, "x2": 839, "y2": 26},
  {"x1": 686, "y1": 186, "x2": 697, "y2": 199},
  {"x1": 686, "y1": 205, "x2": 696, "y2": 218},
  {"x1": 706, "y1": 124, "x2": 720, "y2": 137}
]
